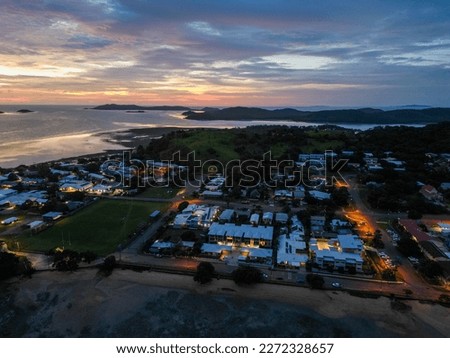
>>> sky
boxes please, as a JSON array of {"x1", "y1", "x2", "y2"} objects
[{"x1": 1, "y1": 0, "x2": 450, "y2": 107}]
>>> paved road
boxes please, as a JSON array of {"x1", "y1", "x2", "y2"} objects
[{"x1": 344, "y1": 174, "x2": 446, "y2": 298}]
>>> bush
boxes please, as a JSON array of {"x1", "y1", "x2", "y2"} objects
[
  {"x1": 193, "y1": 262, "x2": 216, "y2": 284},
  {"x1": 177, "y1": 201, "x2": 190, "y2": 212},
  {"x1": 306, "y1": 274, "x2": 325, "y2": 289},
  {"x1": 232, "y1": 267, "x2": 263, "y2": 285}
]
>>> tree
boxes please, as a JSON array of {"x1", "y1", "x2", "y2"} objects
[
  {"x1": 177, "y1": 201, "x2": 189, "y2": 212},
  {"x1": 100, "y1": 255, "x2": 117, "y2": 276},
  {"x1": 306, "y1": 273, "x2": 325, "y2": 289},
  {"x1": 232, "y1": 267, "x2": 263, "y2": 285},
  {"x1": 419, "y1": 261, "x2": 443, "y2": 279},
  {"x1": 193, "y1": 262, "x2": 216, "y2": 284},
  {"x1": 180, "y1": 230, "x2": 196, "y2": 242}
]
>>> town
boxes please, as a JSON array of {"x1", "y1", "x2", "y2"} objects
[{"x1": 0, "y1": 124, "x2": 449, "y2": 304}]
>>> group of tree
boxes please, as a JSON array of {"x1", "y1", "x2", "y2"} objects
[
  {"x1": 193, "y1": 262, "x2": 216, "y2": 284},
  {"x1": 305, "y1": 273, "x2": 325, "y2": 289},
  {"x1": 0, "y1": 252, "x2": 34, "y2": 281},
  {"x1": 48, "y1": 248, "x2": 97, "y2": 271}
]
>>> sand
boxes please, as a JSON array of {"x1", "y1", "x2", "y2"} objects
[{"x1": 0, "y1": 269, "x2": 448, "y2": 338}]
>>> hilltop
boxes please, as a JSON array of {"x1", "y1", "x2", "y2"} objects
[{"x1": 183, "y1": 106, "x2": 450, "y2": 124}]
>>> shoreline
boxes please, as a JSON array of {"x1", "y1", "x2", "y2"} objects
[{"x1": 1, "y1": 269, "x2": 448, "y2": 337}]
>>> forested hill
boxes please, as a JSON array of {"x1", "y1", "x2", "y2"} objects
[
  {"x1": 182, "y1": 107, "x2": 450, "y2": 124},
  {"x1": 92, "y1": 104, "x2": 191, "y2": 111}
]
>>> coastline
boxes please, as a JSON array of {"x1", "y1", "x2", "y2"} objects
[{"x1": 1, "y1": 269, "x2": 448, "y2": 338}]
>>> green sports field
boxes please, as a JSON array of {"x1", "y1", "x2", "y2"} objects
[{"x1": 12, "y1": 199, "x2": 169, "y2": 256}]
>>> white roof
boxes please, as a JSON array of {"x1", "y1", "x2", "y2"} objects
[
  {"x1": 201, "y1": 243, "x2": 232, "y2": 254},
  {"x1": 337, "y1": 234, "x2": 363, "y2": 250},
  {"x1": 240, "y1": 247, "x2": 272, "y2": 258},
  {"x1": 277, "y1": 235, "x2": 308, "y2": 266},
  {"x1": 208, "y1": 223, "x2": 273, "y2": 241},
  {"x1": 28, "y1": 221, "x2": 45, "y2": 229},
  {"x1": 314, "y1": 249, "x2": 363, "y2": 263},
  {"x1": 309, "y1": 190, "x2": 331, "y2": 200}
]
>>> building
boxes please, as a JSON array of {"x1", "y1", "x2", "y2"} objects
[
  {"x1": 42, "y1": 211, "x2": 63, "y2": 222},
  {"x1": 239, "y1": 247, "x2": 273, "y2": 265},
  {"x1": 250, "y1": 213, "x2": 260, "y2": 226},
  {"x1": 208, "y1": 223, "x2": 273, "y2": 248},
  {"x1": 200, "y1": 243, "x2": 232, "y2": 258},
  {"x1": 262, "y1": 212, "x2": 273, "y2": 225},
  {"x1": 173, "y1": 205, "x2": 219, "y2": 229},
  {"x1": 398, "y1": 219, "x2": 432, "y2": 242},
  {"x1": 308, "y1": 190, "x2": 331, "y2": 201},
  {"x1": 219, "y1": 209, "x2": 235, "y2": 223},
  {"x1": 277, "y1": 233, "x2": 308, "y2": 267},
  {"x1": 275, "y1": 212, "x2": 288, "y2": 225},
  {"x1": 420, "y1": 185, "x2": 443, "y2": 202},
  {"x1": 310, "y1": 234, "x2": 364, "y2": 272},
  {"x1": 59, "y1": 181, "x2": 93, "y2": 192}
]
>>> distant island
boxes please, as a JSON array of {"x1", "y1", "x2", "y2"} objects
[
  {"x1": 17, "y1": 109, "x2": 34, "y2": 113},
  {"x1": 183, "y1": 106, "x2": 450, "y2": 124},
  {"x1": 92, "y1": 104, "x2": 191, "y2": 111}
]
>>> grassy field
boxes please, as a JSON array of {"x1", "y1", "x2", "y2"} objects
[
  {"x1": 138, "y1": 186, "x2": 180, "y2": 199},
  {"x1": 175, "y1": 130, "x2": 238, "y2": 162},
  {"x1": 10, "y1": 199, "x2": 169, "y2": 256}
]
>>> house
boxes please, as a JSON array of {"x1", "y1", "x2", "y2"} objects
[
  {"x1": 309, "y1": 190, "x2": 331, "y2": 201},
  {"x1": 310, "y1": 215, "x2": 326, "y2": 236},
  {"x1": 440, "y1": 182, "x2": 450, "y2": 191},
  {"x1": 420, "y1": 185, "x2": 443, "y2": 202},
  {"x1": 277, "y1": 233, "x2": 308, "y2": 267},
  {"x1": 208, "y1": 223, "x2": 273, "y2": 248},
  {"x1": 239, "y1": 247, "x2": 273, "y2": 265},
  {"x1": 331, "y1": 219, "x2": 351, "y2": 231},
  {"x1": 59, "y1": 181, "x2": 93, "y2": 192},
  {"x1": 173, "y1": 205, "x2": 219, "y2": 229},
  {"x1": 200, "y1": 243, "x2": 232, "y2": 258},
  {"x1": 27, "y1": 220, "x2": 46, "y2": 234},
  {"x1": 219, "y1": 209, "x2": 235, "y2": 223},
  {"x1": 309, "y1": 235, "x2": 364, "y2": 272},
  {"x1": 200, "y1": 190, "x2": 223, "y2": 199},
  {"x1": 275, "y1": 212, "x2": 289, "y2": 225},
  {"x1": 1, "y1": 217, "x2": 18, "y2": 225},
  {"x1": 149, "y1": 240, "x2": 175, "y2": 255},
  {"x1": 262, "y1": 212, "x2": 273, "y2": 225},
  {"x1": 274, "y1": 189, "x2": 293, "y2": 200},
  {"x1": 399, "y1": 219, "x2": 432, "y2": 242},
  {"x1": 42, "y1": 211, "x2": 63, "y2": 222},
  {"x1": 250, "y1": 213, "x2": 260, "y2": 226}
]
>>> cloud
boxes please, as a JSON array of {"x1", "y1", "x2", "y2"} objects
[{"x1": 0, "y1": 1, "x2": 450, "y2": 106}]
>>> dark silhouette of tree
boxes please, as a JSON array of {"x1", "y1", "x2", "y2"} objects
[
  {"x1": 306, "y1": 273, "x2": 325, "y2": 289},
  {"x1": 232, "y1": 267, "x2": 263, "y2": 285},
  {"x1": 177, "y1": 201, "x2": 189, "y2": 212},
  {"x1": 194, "y1": 262, "x2": 216, "y2": 284}
]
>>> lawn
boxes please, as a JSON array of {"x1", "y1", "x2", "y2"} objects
[
  {"x1": 175, "y1": 129, "x2": 238, "y2": 162},
  {"x1": 138, "y1": 186, "x2": 180, "y2": 199},
  {"x1": 12, "y1": 199, "x2": 169, "y2": 256}
]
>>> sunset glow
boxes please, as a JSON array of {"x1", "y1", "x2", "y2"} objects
[{"x1": 1, "y1": 1, "x2": 450, "y2": 106}]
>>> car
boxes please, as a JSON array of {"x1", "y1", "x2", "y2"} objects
[
  {"x1": 331, "y1": 282, "x2": 342, "y2": 288},
  {"x1": 262, "y1": 273, "x2": 269, "y2": 280}
]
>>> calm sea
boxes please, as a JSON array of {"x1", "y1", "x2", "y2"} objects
[{"x1": 0, "y1": 105, "x2": 423, "y2": 168}]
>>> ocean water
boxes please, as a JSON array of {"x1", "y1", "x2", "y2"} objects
[{"x1": 0, "y1": 105, "x2": 423, "y2": 168}]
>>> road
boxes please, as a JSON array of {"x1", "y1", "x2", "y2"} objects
[{"x1": 344, "y1": 174, "x2": 446, "y2": 298}]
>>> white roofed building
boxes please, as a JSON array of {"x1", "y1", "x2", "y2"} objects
[
  {"x1": 208, "y1": 223, "x2": 273, "y2": 248},
  {"x1": 309, "y1": 234, "x2": 365, "y2": 272}
]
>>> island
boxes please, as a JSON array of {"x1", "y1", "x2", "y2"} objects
[
  {"x1": 182, "y1": 106, "x2": 450, "y2": 124},
  {"x1": 92, "y1": 104, "x2": 191, "y2": 111},
  {"x1": 17, "y1": 109, "x2": 34, "y2": 113}
]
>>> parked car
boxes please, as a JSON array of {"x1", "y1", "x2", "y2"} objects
[{"x1": 331, "y1": 282, "x2": 342, "y2": 288}]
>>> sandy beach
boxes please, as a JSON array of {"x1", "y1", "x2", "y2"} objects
[{"x1": 0, "y1": 269, "x2": 448, "y2": 338}]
